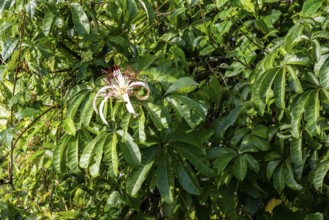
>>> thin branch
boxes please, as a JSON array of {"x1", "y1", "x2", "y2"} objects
[{"x1": 12, "y1": 106, "x2": 58, "y2": 150}]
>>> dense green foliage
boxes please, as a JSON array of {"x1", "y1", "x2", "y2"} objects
[{"x1": 0, "y1": 0, "x2": 329, "y2": 219}]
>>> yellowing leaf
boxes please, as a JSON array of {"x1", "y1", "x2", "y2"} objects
[{"x1": 265, "y1": 198, "x2": 282, "y2": 214}]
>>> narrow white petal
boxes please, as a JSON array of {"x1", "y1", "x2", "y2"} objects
[
  {"x1": 99, "y1": 96, "x2": 110, "y2": 126},
  {"x1": 129, "y1": 81, "x2": 150, "y2": 100},
  {"x1": 122, "y1": 93, "x2": 136, "y2": 115},
  {"x1": 93, "y1": 85, "x2": 114, "y2": 114}
]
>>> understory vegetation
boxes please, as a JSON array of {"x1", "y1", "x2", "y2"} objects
[{"x1": 0, "y1": 0, "x2": 328, "y2": 219}]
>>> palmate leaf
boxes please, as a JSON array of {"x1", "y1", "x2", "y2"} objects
[
  {"x1": 173, "y1": 155, "x2": 202, "y2": 195},
  {"x1": 290, "y1": 92, "x2": 310, "y2": 138},
  {"x1": 42, "y1": 11, "x2": 55, "y2": 36},
  {"x1": 117, "y1": 130, "x2": 141, "y2": 167},
  {"x1": 273, "y1": 163, "x2": 285, "y2": 193},
  {"x1": 273, "y1": 67, "x2": 286, "y2": 110},
  {"x1": 290, "y1": 137, "x2": 302, "y2": 166},
  {"x1": 89, "y1": 132, "x2": 107, "y2": 177},
  {"x1": 127, "y1": 147, "x2": 158, "y2": 196},
  {"x1": 218, "y1": 183, "x2": 238, "y2": 219},
  {"x1": 233, "y1": 155, "x2": 248, "y2": 181},
  {"x1": 319, "y1": 56, "x2": 329, "y2": 90},
  {"x1": 145, "y1": 102, "x2": 168, "y2": 130},
  {"x1": 301, "y1": 0, "x2": 323, "y2": 18},
  {"x1": 80, "y1": 93, "x2": 95, "y2": 126},
  {"x1": 156, "y1": 152, "x2": 174, "y2": 203},
  {"x1": 283, "y1": 160, "x2": 302, "y2": 190},
  {"x1": 212, "y1": 148, "x2": 237, "y2": 173},
  {"x1": 313, "y1": 159, "x2": 329, "y2": 190},
  {"x1": 79, "y1": 132, "x2": 108, "y2": 169},
  {"x1": 66, "y1": 90, "x2": 89, "y2": 119},
  {"x1": 71, "y1": 3, "x2": 90, "y2": 36},
  {"x1": 53, "y1": 134, "x2": 71, "y2": 172},
  {"x1": 137, "y1": 0, "x2": 155, "y2": 23},
  {"x1": 284, "y1": 23, "x2": 304, "y2": 53},
  {"x1": 304, "y1": 90, "x2": 320, "y2": 135},
  {"x1": 167, "y1": 95, "x2": 206, "y2": 128},
  {"x1": 164, "y1": 77, "x2": 198, "y2": 96},
  {"x1": 1, "y1": 37, "x2": 18, "y2": 61},
  {"x1": 174, "y1": 144, "x2": 215, "y2": 178},
  {"x1": 215, "y1": 102, "x2": 251, "y2": 137},
  {"x1": 286, "y1": 65, "x2": 303, "y2": 94},
  {"x1": 259, "y1": 67, "x2": 282, "y2": 104},
  {"x1": 66, "y1": 135, "x2": 80, "y2": 173}
]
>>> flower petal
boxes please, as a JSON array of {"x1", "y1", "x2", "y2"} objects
[
  {"x1": 99, "y1": 96, "x2": 110, "y2": 126},
  {"x1": 93, "y1": 85, "x2": 114, "y2": 114},
  {"x1": 113, "y1": 68, "x2": 126, "y2": 88},
  {"x1": 129, "y1": 81, "x2": 150, "y2": 100},
  {"x1": 122, "y1": 93, "x2": 136, "y2": 115}
]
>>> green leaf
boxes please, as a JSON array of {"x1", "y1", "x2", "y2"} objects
[
  {"x1": 71, "y1": 3, "x2": 90, "y2": 36},
  {"x1": 175, "y1": 144, "x2": 215, "y2": 177},
  {"x1": 290, "y1": 138, "x2": 302, "y2": 166},
  {"x1": 273, "y1": 67, "x2": 286, "y2": 110},
  {"x1": 53, "y1": 135, "x2": 71, "y2": 172},
  {"x1": 63, "y1": 118, "x2": 76, "y2": 136},
  {"x1": 258, "y1": 67, "x2": 281, "y2": 103},
  {"x1": 304, "y1": 90, "x2": 320, "y2": 135},
  {"x1": 170, "y1": 95, "x2": 206, "y2": 119},
  {"x1": 145, "y1": 102, "x2": 168, "y2": 130},
  {"x1": 244, "y1": 154, "x2": 259, "y2": 173},
  {"x1": 89, "y1": 133, "x2": 108, "y2": 177},
  {"x1": 213, "y1": 149, "x2": 237, "y2": 172},
  {"x1": 215, "y1": 103, "x2": 249, "y2": 137},
  {"x1": 233, "y1": 155, "x2": 248, "y2": 181},
  {"x1": 80, "y1": 93, "x2": 95, "y2": 126},
  {"x1": 2, "y1": 37, "x2": 18, "y2": 61},
  {"x1": 164, "y1": 77, "x2": 198, "y2": 96},
  {"x1": 117, "y1": 130, "x2": 141, "y2": 167},
  {"x1": 15, "y1": 108, "x2": 41, "y2": 119},
  {"x1": 284, "y1": 23, "x2": 304, "y2": 53},
  {"x1": 240, "y1": 0, "x2": 255, "y2": 13},
  {"x1": 137, "y1": 0, "x2": 155, "y2": 23},
  {"x1": 173, "y1": 156, "x2": 202, "y2": 195},
  {"x1": 42, "y1": 11, "x2": 55, "y2": 36},
  {"x1": 66, "y1": 90, "x2": 89, "y2": 119},
  {"x1": 156, "y1": 154, "x2": 174, "y2": 203},
  {"x1": 0, "y1": 0, "x2": 11, "y2": 15},
  {"x1": 266, "y1": 160, "x2": 281, "y2": 179},
  {"x1": 0, "y1": 127, "x2": 13, "y2": 147},
  {"x1": 79, "y1": 132, "x2": 108, "y2": 169},
  {"x1": 240, "y1": 134, "x2": 269, "y2": 152},
  {"x1": 138, "y1": 110, "x2": 146, "y2": 142},
  {"x1": 124, "y1": 0, "x2": 137, "y2": 22},
  {"x1": 286, "y1": 65, "x2": 303, "y2": 94},
  {"x1": 66, "y1": 135, "x2": 80, "y2": 173},
  {"x1": 290, "y1": 92, "x2": 310, "y2": 138},
  {"x1": 111, "y1": 133, "x2": 118, "y2": 176},
  {"x1": 301, "y1": 0, "x2": 323, "y2": 18},
  {"x1": 313, "y1": 159, "x2": 329, "y2": 190},
  {"x1": 200, "y1": 45, "x2": 215, "y2": 56},
  {"x1": 319, "y1": 57, "x2": 329, "y2": 90},
  {"x1": 273, "y1": 163, "x2": 285, "y2": 193},
  {"x1": 127, "y1": 148, "x2": 157, "y2": 196},
  {"x1": 303, "y1": 213, "x2": 323, "y2": 220},
  {"x1": 284, "y1": 54, "x2": 311, "y2": 66},
  {"x1": 283, "y1": 160, "x2": 302, "y2": 190}
]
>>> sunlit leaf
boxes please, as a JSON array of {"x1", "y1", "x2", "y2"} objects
[
  {"x1": 164, "y1": 77, "x2": 198, "y2": 96},
  {"x1": 301, "y1": 0, "x2": 323, "y2": 17},
  {"x1": 2, "y1": 37, "x2": 18, "y2": 61},
  {"x1": 71, "y1": 3, "x2": 90, "y2": 36}
]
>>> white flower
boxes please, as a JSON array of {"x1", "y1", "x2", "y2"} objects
[{"x1": 93, "y1": 66, "x2": 150, "y2": 125}]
